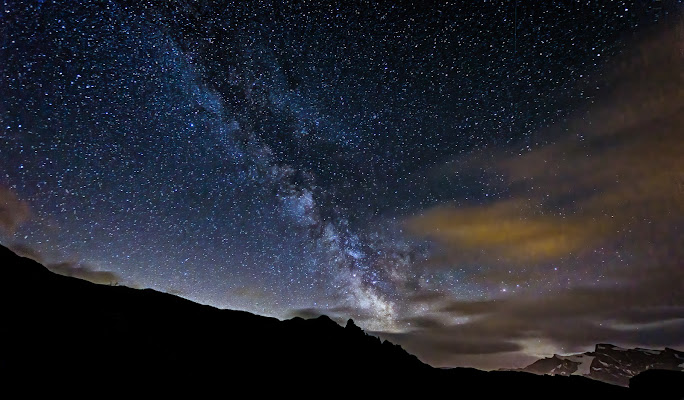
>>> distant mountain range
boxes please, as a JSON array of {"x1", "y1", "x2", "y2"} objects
[
  {"x1": 519, "y1": 343, "x2": 684, "y2": 387},
  {"x1": 1, "y1": 244, "x2": 681, "y2": 398}
]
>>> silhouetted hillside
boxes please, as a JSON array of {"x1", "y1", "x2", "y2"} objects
[
  {"x1": 630, "y1": 369, "x2": 684, "y2": 399},
  {"x1": 0, "y1": 244, "x2": 678, "y2": 397}
]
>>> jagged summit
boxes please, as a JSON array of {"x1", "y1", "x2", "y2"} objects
[{"x1": 345, "y1": 318, "x2": 364, "y2": 334}]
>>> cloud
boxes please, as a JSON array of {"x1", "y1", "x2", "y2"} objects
[
  {"x1": 439, "y1": 298, "x2": 501, "y2": 316},
  {"x1": 382, "y1": 19, "x2": 684, "y2": 369},
  {"x1": 48, "y1": 261, "x2": 121, "y2": 285},
  {"x1": 611, "y1": 307, "x2": 684, "y2": 325},
  {"x1": 405, "y1": 17, "x2": 684, "y2": 268},
  {"x1": 286, "y1": 19, "x2": 684, "y2": 372},
  {"x1": 381, "y1": 329, "x2": 524, "y2": 356},
  {"x1": 408, "y1": 290, "x2": 446, "y2": 303},
  {"x1": 5, "y1": 240, "x2": 123, "y2": 286},
  {"x1": 406, "y1": 199, "x2": 595, "y2": 263},
  {"x1": 376, "y1": 272, "x2": 683, "y2": 368},
  {"x1": 291, "y1": 266, "x2": 683, "y2": 369},
  {"x1": 0, "y1": 186, "x2": 30, "y2": 234},
  {"x1": 416, "y1": 264, "x2": 683, "y2": 362}
]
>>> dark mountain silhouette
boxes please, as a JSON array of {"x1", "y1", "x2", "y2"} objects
[
  {"x1": 0, "y1": 244, "x2": 679, "y2": 397},
  {"x1": 630, "y1": 369, "x2": 684, "y2": 399},
  {"x1": 519, "y1": 343, "x2": 684, "y2": 387}
]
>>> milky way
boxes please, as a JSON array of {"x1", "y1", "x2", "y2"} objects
[{"x1": 2, "y1": 1, "x2": 683, "y2": 369}]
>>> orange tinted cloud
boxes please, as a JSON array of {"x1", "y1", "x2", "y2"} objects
[
  {"x1": 406, "y1": 200, "x2": 600, "y2": 263},
  {"x1": 0, "y1": 186, "x2": 30, "y2": 234},
  {"x1": 48, "y1": 261, "x2": 120, "y2": 285},
  {"x1": 407, "y1": 19, "x2": 684, "y2": 266}
]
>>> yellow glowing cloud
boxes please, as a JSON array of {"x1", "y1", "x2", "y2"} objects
[
  {"x1": 0, "y1": 186, "x2": 31, "y2": 234},
  {"x1": 407, "y1": 200, "x2": 603, "y2": 263},
  {"x1": 406, "y1": 20, "x2": 684, "y2": 265}
]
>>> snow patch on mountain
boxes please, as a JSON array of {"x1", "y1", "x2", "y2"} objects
[
  {"x1": 519, "y1": 344, "x2": 684, "y2": 386},
  {"x1": 556, "y1": 354, "x2": 594, "y2": 376}
]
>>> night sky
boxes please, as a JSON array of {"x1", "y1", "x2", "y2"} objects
[{"x1": 1, "y1": 0, "x2": 683, "y2": 369}]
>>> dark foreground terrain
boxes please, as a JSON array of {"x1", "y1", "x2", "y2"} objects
[{"x1": 1, "y1": 244, "x2": 681, "y2": 398}]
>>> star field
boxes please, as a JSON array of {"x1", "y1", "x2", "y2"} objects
[{"x1": 1, "y1": 0, "x2": 683, "y2": 369}]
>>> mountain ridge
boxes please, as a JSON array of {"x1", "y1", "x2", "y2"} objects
[
  {"x1": 1, "y1": 243, "x2": 681, "y2": 397},
  {"x1": 518, "y1": 343, "x2": 684, "y2": 386}
]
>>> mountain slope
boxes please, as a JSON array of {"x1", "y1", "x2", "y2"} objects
[
  {"x1": 0, "y1": 244, "x2": 424, "y2": 378},
  {"x1": 0, "y1": 243, "x2": 676, "y2": 397}
]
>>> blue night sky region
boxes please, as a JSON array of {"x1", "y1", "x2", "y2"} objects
[{"x1": 1, "y1": 0, "x2": 683, "y2": 369}]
